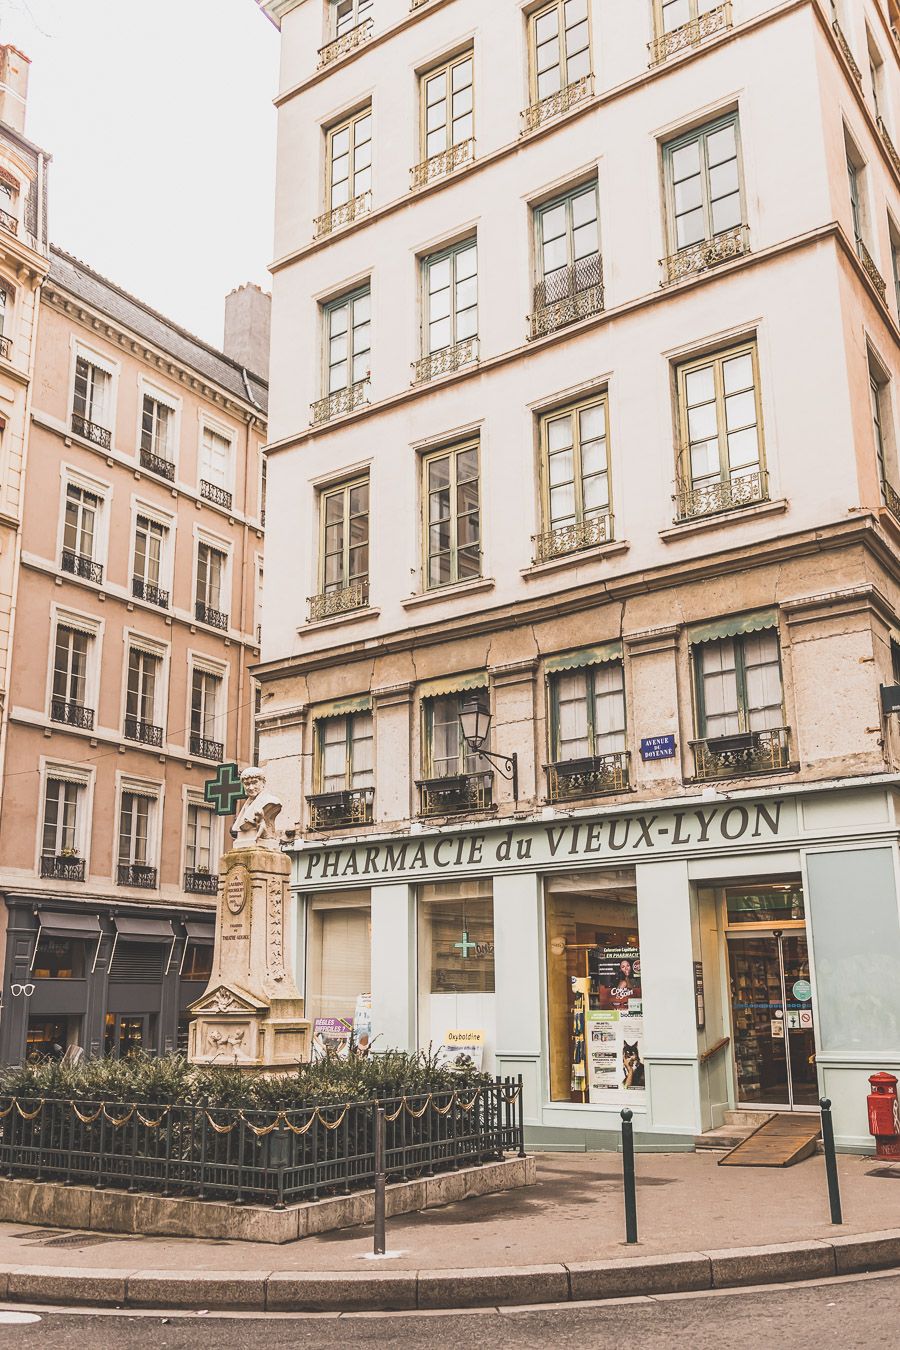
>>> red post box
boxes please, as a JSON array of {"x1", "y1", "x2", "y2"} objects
[{"x1": 867, "y1": 1072, "x2": 900, "y2": 1159}]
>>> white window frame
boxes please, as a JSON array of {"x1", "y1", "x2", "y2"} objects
[
  {"x1": 68, "y1": 339, "x2": 119, "y2": 438},
  {"x1": 137, "y1": 376, "x2": 181, "y2": 471},
  {"x1": 185, "y1": 650, "x2": 230, "y2": 759},
  {"x1": 182, "y1": 786, "x2": 222, "y2": 875},
  {"x1": 46, "y1": 605, "x2": 102, "y2": 725},
  {"x1": 119, "y1": 630, "x2": 170, "y2": 741},
  {"x1": 129, "y1": 495, "x2": 175, "y2": 602},
  {"x1": 192, "y1": 524, "x2": 232, "y2": 627},
  {"x1": 56, "y1": 464, "x2": 112, "y2": 576},
  {"x1": 113, "y1": 772, "x2": 164, "y2": 880},
  {"x1": 35, "y1": 758, "x2": 95, "y2": 876},
  {"x1": 197, "y1": 414, "x2": 236, "y2": 497}
]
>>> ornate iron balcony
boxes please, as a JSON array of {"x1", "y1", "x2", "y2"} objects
[
  {"x1": 195, "y1": 601, "x2": 228, "y2": 630},
  {"x1": 676, "y1": 470, "x2": 768, "y2": 521},
  {"x1": 649, "y1": 1, "x2": 732, "y2": 64},
  {"x1": 315, "y1": 190, "x2": 372, "y2": 238},
  {"x1": 318, "y1": 18, "x2": 373, "y2": 67},
  {"x1": 0, "y1": 207, "x2": 17, "y2": 234},
  {"x1": 190, "y1": 733, "x2": 223, "y2": 762},
  {"x1": 691, "y1": 726, "x2": 792, "y2": 782},
  {"x1": 308, "y1": 579, "x2": 369, "y2": 623},
  {"x1": 200, "y1": 480, "x2": 233, "y2": 511},
  {"x1": 50, "y1": 699, "x2": 95, "y2": 731},
  {"x1": 877, "y1": 117, "x2": 900, "y2": 180},
  {"x1": 661, "y1": 225, "x2": 749, "y2": 285},
  {"x1": 132, "y1": 576, "x2": 169, "y2": 609},
  {"x1": 307, "y1": 787, "x2": 375, "y2": 830},
  {"x1": 857, "y1": 237, "x2": 887, "y2": 302},
  {"x1": 184, "y1": 869, "x2": 218, "y2": 895},
  {"x1": 71, "y1": 412, "x2": 111, "y2": 450},
  {"x1": 0, "y1": 335, "x2": 11, "y2": 361},
  {"x1": 522, "y1": 75, "x2": 593, "y2": 134},
  {"x1": 413, "y1": 337, "x2": 479, "y2": 384},
  {"x1": 118, "y1": 863, "x2": 157, "y2": 889},
  {"x1": 546, "y1": 752, "x2": 629, "y2": 803},
  {"x1": 124, "y1": 715, "x2": 164, "y2": 748},
  {"x1": 530, "y1": 255, "x2": 604, "y2": 339},
  {"x1": 533, "y1": 513, "x2": 612, "y2": 563},
  {"x1": 311, "y1": 379, "x2": 369, "y2": 426},
  {"x1": 832, "y1": 20, "x2": 862, "y2": 85},
  {"x1": 417, "y1": 772, "x2": 493, "y2": 818},
  {"x1": 411, "y1": 137, "x2": 475, "y2": 189},
  {"x1": 883, "y1": 478, "x2": 900, "y2": 523},
  {"x1": 140, "y1": 448, "x2": 176, "y2": 481},
  {"x1": 40, "y1": 855, "x2": 86, "y2": 882},
  {"x1": 61, "y1": 549, "x2": 104, "y2": 584}
]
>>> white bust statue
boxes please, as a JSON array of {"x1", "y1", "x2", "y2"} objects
[{"x1": 230, "y1": 767, "x2": 283, "y2": 851}]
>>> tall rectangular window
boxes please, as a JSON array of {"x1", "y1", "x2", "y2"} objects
[
  {"x1": 133, "y1": 516, "x2": 166, "y2": 589},
  {"x1": 118, "y1": 791, "x2": 152, "y2": 868},
  {"x1": 869, "y1": 353, "x2": 895, "y2": 493},
  {"x1": 540, "y1": 394, "x2": 610, "y2": 538},
  {"x1": 423, "y1": 240, "x2": 477, "y2": 357},
  {"x1": 333, "y1": 0, "x2": 372, "y2": 37},
  {"x1": 551, "y1": 665, "x2": 626, "y2": 761},
  {"x1": 327, "y1": 107, "x2": 372, "y2": 212},
  {"x1": 426, "y1": 692, "x2": 487, "y2": 778},
  {"x1": 196, "y1": 542, "x2": 226, "y2": 618},
  {"x1": 185, "y1": 802, "x2": 214, "y2": 873},
  {"x1": 52, "y1": 626, "x2": 90, "y2": 710},
  {"x1": 847, "y1": 153, "x2": 863, "y2": 246},
  {"x1": 191, "y1": 668, "x2": 222, "y2": 750},
  {"x1": 664, "y1": 115, "x2": 742, "y2": 253},
  {"x1": 320, "y1": 477, "x2": 369, "y2": 598},
  {"x1": 199, "y1": 426, "x2": 231, "y2": 490},
  {"x1": 528, "y1": 0, "x2": 591, "y2": 103},
  {"x1": 63, "y1": 484, "x2": 98, "y2": 561},
  {"x1": 0, "y1": 285, "x2": 8, "y2": 338},
  {"x1": 676, "y1": 342, "x2": 764, "y2": 517},
  {"x1": 531, "y1": 182, "x2": 603, "y2": 335},
  {"x1": 421, "y1": 53, "x2": 473, "y2": 160},
  {"x1": 694, "y1": 631, "x2": 783, "y2": 738},
  {"x1": 125, "y1": 648, "x2": 160, "y2": 732},
  {"x1": 42, "y1": 778, "x2": 81, "y2": 858},
  {"x1": 424, "y1": 440, "x2": 480, "y2": 588},
  {"x1": 141, "y1": 394, "x2": 175, "y2": 467},
  {"x1": 657, "y1": 0, "x2": 725, "y2": 35},
  {"x1": 325, "y1": 288, "x2": 370, "y2": 395},
  {"x1": 73, "y1": 354, "x2": 111, "y2": 431},
  {"x1": 317, "y1": 713, "x2": 374, "y2": 792}
]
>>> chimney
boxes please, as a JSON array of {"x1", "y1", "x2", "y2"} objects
[
  {"x1": 0, "y1": 45, "x2": 30, "y2": 135},
  {"x1": 223, "y1": 284, "x2": 271, "y2": 380}
]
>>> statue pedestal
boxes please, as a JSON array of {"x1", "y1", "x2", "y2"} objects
[{"x1": 188, "y1": 847, "x2": 309, "y2": 1069}]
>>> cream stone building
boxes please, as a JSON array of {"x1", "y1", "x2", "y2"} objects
[{"x1": 256, "y1": 0, "x2": 900, "y2": 1149}]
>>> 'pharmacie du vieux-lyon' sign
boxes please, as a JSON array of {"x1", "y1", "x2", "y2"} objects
[{"x1": 297, "y1": 799, "x2": 795, "y2": 886}]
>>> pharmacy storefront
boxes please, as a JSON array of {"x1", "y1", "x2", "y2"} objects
[{"x1": 291, "y1": 783, "x2": 900, "y2": 1150}]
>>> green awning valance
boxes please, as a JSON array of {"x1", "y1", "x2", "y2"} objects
[
  {"x1": 688, "y1": 609, "x2": 778, "y2": 646},
  {"x1": 418, "y1": 671, "x2": 488, "y2": 700},
  {"x1": 544, "y1": 641, "x2": 623, "y2": 674},
  {"x1": 312, "y1": 694, "x2": 373, "y2": 721}
]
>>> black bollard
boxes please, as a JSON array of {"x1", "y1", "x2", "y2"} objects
[
  {"x1": 819, "y1": 1098, "x2": 843, "y2": 1225},
  {"x1": 621, "y1": 1107, "x2": 638, "y2": 1244},
  {"x1": 373, "y1": 1105, "x2": 386, "y2": 1255}
]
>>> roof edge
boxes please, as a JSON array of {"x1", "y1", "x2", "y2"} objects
[{"x1": 258, "y1": 0, "x2": 304, "y2": 29}]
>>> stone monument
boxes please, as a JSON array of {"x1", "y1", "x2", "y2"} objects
[{"x1": 188, "y1": 767, "x2": 310, "y2": 1068}]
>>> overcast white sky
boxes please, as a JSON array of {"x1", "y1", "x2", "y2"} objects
[{"x1": 1, "y1": 0, "x2": 279, "y2": 346}]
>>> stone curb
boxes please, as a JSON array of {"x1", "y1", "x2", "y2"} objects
[{"x1": 1, "y1": 1230, "x2": 899, "y2": 1311}]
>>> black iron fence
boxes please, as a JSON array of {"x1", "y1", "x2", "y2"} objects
[{"x1": 0, "y1": 1078, "x2": 524, "y2": 1209}]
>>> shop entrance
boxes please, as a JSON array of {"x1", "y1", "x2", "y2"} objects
[{"x1": 728, "y1": 932, "x2": 818, "y2": 1108}]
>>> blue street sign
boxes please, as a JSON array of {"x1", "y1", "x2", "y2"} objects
[{"x1": 640, "y1": 735, "x2": 676, "y2": 762}]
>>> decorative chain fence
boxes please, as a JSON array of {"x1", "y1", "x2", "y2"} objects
[{"x1": 0, "y1": 1077, "x2": 525, "y2": 1209}]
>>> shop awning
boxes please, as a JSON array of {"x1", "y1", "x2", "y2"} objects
[
  {"x1": 312, "y1": 694, "x2": 373, "y2": 721},
  {"x1": 688, "y1": 609, "x2": 778, "y2": 646},
  {"x1": 418, "y1": 671, "x2": 488, "y2": 699},
  {"x1": 544, "y1": 641, "x2": 623, "y2": 673},
  {"x1": 114, "y1": 916, "x2": 175, "y2": 942},
  {"x1": 36, "y1": 911, "x2": 101, "y2": 939},
  {"x1": 183, "y1": 921, "x2": 215, "y2": 942}
]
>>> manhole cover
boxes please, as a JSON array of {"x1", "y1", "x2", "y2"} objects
[
  {"x1": 866, "y1": 1166, "x2": 900, "y2": 1179},
  {"x1": 12, "y1": 1229, "x2": 68, "y2": 1240},
  {"x1": 41, "y1": 1233, "x2": 120, "y2": 1247}
]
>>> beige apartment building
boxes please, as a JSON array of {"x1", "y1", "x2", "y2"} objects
[{"x1": 0, "y1": 219, "x2": 269, "y2": 1057}]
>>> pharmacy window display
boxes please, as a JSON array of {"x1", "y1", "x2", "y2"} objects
[{"x1": 545, "y1": 868, "x2": 643, "y2": 1103}]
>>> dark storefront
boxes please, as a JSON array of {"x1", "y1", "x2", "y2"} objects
[{"x1": 0, "y1": 898, "x2": 214, "y2": 1065}]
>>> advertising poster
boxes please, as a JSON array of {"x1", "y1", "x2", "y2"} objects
[
  {"x1": 311, "y1": 1016, "x2": 353, "y2": 1059},
  {"x1": 589, "y1": 945, "x2": 641, "y2": 1011},
  {"x1": 434, "y1": 1029, "x2": 485, "y2": 1071},
  {"x1": 587, "y1": 1011, "x2": 645, "y2": 1094},
  {"x1": 353, "y1": 993, "x2": 372, "y2": 1053}
]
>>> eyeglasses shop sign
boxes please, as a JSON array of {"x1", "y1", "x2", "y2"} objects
[{"x1": 299, "y1": 799, "x2": 795, "y2": 886}]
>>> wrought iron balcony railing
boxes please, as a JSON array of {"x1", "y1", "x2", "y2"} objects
[
  {"x1": 71, "y1": 412, "x2": 111, "y2": 450},
  {"x1": 124, "y1": 715, "x2": 164, "y2": 748},
  {"x1": 413, "y1": 337, "x2": 479, "y2": 384},
  {"x1": 0, "y1": 207, "x2": 17, "y2": 234},
  {"x1": 661, "y1": 224, "x2": 749, "y2": 285},
  {"x1": 307, "y1": 787, "x2": 375, "y2": 830},
  {"x1": 832, "y1": 20, "x2": 863, "y2": 85},
  {"x1": 190, "y1": 733, "x2": 224, "y2": 762},
  {"x1": 140, "y1": 448, "x2": 176, "y2": 481},
  {"x1": 0, "y1": 334, "x2": 11, "y2": 361},
  {"x1": 318, "y1": 18, "x2": 373, "y2": 67},
  {"x1": 546, "y1": 752, "x2": 630, "y2": 803},
  {"x1": 676, "y1": 469, "x2": 768, "y2": 521},
  {"x1": 411, "y1": 137, "x2": 475, "y2": 189},
  {"x1": 61, "y1": 549, "x2": 104, "y2": 584},
  {"x1": 691, "y1": 726, "x2": 792, "y2": 781},
  {"x1": 118, "y1": 863, "x2": 157, "y2": 889},
  {"x1": 40, "y1": 855, "x2": 86, "y2": 882},
  {"x1": 195, "y1": 601, "x2": 228, "y2": 630},
  {"x1": 533, "y1": 513, "x2": 612, "y2": 563},
  {"x1": 857, "y1": 236, "x2": 888, "y2": 302},
  {"x1": 877, "y1": 117, "x2": 900, "y2": 180},
  {"x1": 184, "y1": 869, "x2": 218, "y2": 895},
  {"x1": 132, "y1": 576, "x2": 169, "y2": 609},
  {"x1": 417, "y1": 771, "x2": 493, "y2": 818},
  {"x1": 530, "y1": 254, "x2": 604, "y2": 339},
  {"x1": 315, "y1": 189, "x2": 372, "y2": 238},
  {"x1": 200, "y1": 480, "x2": 233, "y2": 511},
  {"x1": 649, "y1": 1, "x2": 732, "y2": 64},
  {"x1": 311, "y1": 378, "x2": 369, "y2": 426},
  {"x1": 883, "y1": 478, "x2": 900, "y2": 523},
  {"x1": 521, "y1": 75, "x2": 593, "y2": 134},
  {"x1": 308, "y1": 579, "x2": 369, "y2": 623},
  {"x1": 50, "y1": 698, "x2": 95, "y2": 731}
]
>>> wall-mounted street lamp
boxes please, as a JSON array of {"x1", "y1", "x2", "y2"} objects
[{"x1": 458, "y1": 696, "x2": 519, "y2": 803}]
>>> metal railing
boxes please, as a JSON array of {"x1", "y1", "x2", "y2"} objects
[
  {"x1": 0, "y1": 334, "x2": 11, "y2": 361},
  {"x1": 308, "y1": 787, "x2": 375, "y2": 830},
  {"x1": 661, "y1": 224, "x2": 749, "y2": 285},
  {"x1": 124, "y1": 715, "x2": 164, "y2": 748},
  {"x1": 533, "y1": 513, "x2": 612, "y2": 563},
  {"x1": 832, "y1": 20, "x2": 863, "y2": 86},
  {"x1": 311, "y1": 378, "x2": 369, "y2": 426},
  {"x1": 315, "y1": 189, "x2": 372, "y2": 238},
  {"x1": 883, "y1": 478, "x2": 900, "y2": 523},
  {"x1": 117, "y1": 863, "x2": 157, "y2": 889},
  {"x1": 318, "y1": 18, "x2": 374, "y2": 67},
  {"x1": 530, "y1": 254, "x2": 604, "y2": 339},
  {"x1": 39, "y1": 855, "x2": 86, "y2": 882},
  {"x1": 184, "y1": 869, "x2": 218, "y2": 896},
  {"x1": 195, "y1": 601, "x2": 228, "y2": 631},
  {"x1": 521, "y1": 75, "x2": 593, "y2": 134},
  {"x1": 200, "y1": 480, "x2": 233, "y2": 511},
  {"x1": 0, "y1": 207, "x2": 17, "y2": 234},
  {"x1": 140, "y1": 448, "x2": 176, "y2": 482},
  {"x1": 132, "y1": 576, "x2": 169, "y2": 609},
  {"x1": 691, "y1": 726, "x2": 792, "y2": 781},
  {"x1": 676, "y1": 469, "x2": 768, "y2": 521},
  {"x1": 61, "y1": 549, "x2": 104, "y2": 584},
  {"x1": 411, "y1": 137, "x2": 475, "y2": 189},
  {"x1": 877, "y1": 117, "x2": 900, "y2": 180},
  {"x1": 71, "y1": 413, "x2": 112, "y2": 450},
  {"x1": 857, "y1": 236, "x2": 888, "y2": 302},
  {"x1": 50, "y1": 699, "x2": 95, "y2": 731},
  {"x1": 649, "y1": 0, "x2": 732, "y2": 64},
  {"x1": 308, "y1": 579, "x2": 369, "y2": 623},
  {"x1": 0, "y1": 1080, "x2": 524, "y2": 1209},
  {"x1": 413, "y1": 337, "x2": 479, "y2": 384},
  {"x1": 546, "y1": 752, "x2": 630, "y2": 803},
  {"x1": 417, "y1": 772, "x2": 493, "y2": 817},
  {"x1": 190, "y1": 733, "x2": 224, "y2": 762}
]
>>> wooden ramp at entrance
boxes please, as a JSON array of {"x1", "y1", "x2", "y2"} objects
[{"x1": 718, "y1": 1112, "x2": 821, "y2": 1167}]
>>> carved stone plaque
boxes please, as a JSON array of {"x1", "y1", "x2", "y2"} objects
[{"x1": 224, "y1": 865, "x2": 250, "y2": 916}]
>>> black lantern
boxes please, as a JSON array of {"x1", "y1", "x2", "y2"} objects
[{"x1": 457, "y1": 695, "x2": 518, "y2": 801}]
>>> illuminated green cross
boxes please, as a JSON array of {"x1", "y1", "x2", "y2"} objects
[
  {"x1": 204, "y1": 762, "x2": 247, "y2": 817},
  {"x1": 454, "y1": 930, "x2": 477, "y2": 959}
]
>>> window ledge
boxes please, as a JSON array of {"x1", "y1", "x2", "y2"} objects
[
  {"x1": 300, "y1": 606, "x2": 381, "y2": 634},
  {"x1": 521, "y1": 539, "x2": 629, "y2": 579},
  {"x1": 660, "y1": 497, "x2": 787, "y2": 542},
  {"x1": 401, "y1": 577, "x2": 495, "y2": 610}
]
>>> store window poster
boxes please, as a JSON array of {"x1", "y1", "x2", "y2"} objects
[{"x1": 586, "y1": 946, "x2": 644, "y2": 1095}]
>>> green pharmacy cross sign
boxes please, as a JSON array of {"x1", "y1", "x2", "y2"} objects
[
  {"x1": 454, "y1": 930, "x2": 477, "y2": 959},
  {"x1": 204, "y1": 762, "x2": 247, "y2": 817}
]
